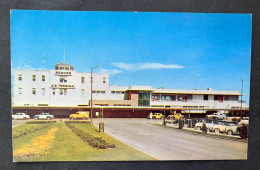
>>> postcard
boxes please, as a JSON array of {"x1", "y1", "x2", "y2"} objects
[{"x1": 11, "y1": 10, "x2": 251, "y2": 161}]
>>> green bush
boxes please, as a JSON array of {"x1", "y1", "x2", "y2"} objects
[
  {"x1": 201, "y1": 122, "x2": 207, "y2": 133},
  {"x1": 178, "y1": 119, "x2": 183, "y2": 129},
  {"x1": 26, "y1": 121, "x2": 57, "y2": 124},
  {"x1": 238, "y1": 124, "x2": 248, "y2": 139},
  {"x1": 65, "y1": 121, "x2": 115, "y2": 149}
]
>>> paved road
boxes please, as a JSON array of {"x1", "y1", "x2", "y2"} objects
[
  {"x1": 93, "y1": 118, "x2": 247, "y2": 160},
  {"x1": 12, "y1": 119, "x2": 32, "y2": 127}
]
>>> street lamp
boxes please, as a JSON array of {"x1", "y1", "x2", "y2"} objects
[
  {"x1": 240, "y1": 79, "x2": 243, "y2": 118},
  {"x1": 90, "y1": 66, "x2": 100, "y2": 123}
]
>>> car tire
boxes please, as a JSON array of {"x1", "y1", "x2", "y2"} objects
[
  {"x1": 215, "y1": 128, "x2": 220, "y2": 133},
  {"x1": 227, "y1": 130, "x2": 233, "y2": 135}
]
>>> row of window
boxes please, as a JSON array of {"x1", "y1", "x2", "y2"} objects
[
  {"x1": 55, "y1": 66, "x2": 73, "y2": 71},
  {"x1": 151, "y1": 95, "x2": 238, "y2": 102},
  {"x1": 111, "y1": 91, "x2": 125, "y2": 94},
  {"x1": 18, "y1": 74, "x2": 46, "y2": 81},
  {"x1": 18, "y1": 74, "x2": 107, "y2": 84},
  {"x1": 81, "y1": 77, "x2": 106, "y2": 83}
]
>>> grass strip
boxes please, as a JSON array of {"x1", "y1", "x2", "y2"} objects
[
  {"x1": 13, "y1": 122, "x2": 56, "y2": 139},
  {"x1": 13, "y1": 127, "x2": 58, "y2": 159},
  {"x1": 65, "y1": 121, "x2": 115, "y2": 149},
  {"x1": 14, "y1": 122, "x2": 156, "y2": 161}
]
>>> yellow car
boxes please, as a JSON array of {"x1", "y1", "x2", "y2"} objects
[
  {"x1": 147, "y1": 113, "x2": 163, "y2": 119},
  {"x1": 69, "y1": 111, "x2": 89, "y2": 120}
]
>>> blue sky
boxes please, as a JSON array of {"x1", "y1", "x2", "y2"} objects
[{"x1": 11, "y1": 10, "x2": 251, "y2": 103}]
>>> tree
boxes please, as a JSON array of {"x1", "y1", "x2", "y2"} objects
[{"x1": 201, "y1": 122, "x2": 207, "y2": 133}]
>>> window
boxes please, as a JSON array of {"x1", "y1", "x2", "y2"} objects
[
  {"x1": 60, "y1": 76, "x2": 67, "y2": 83},
  {"x1": 64, "y1": 89, "x2": 67, "y2": 95},
  {"x1": 103, "y1": 77, "x2": 106, "y2": 83},
  {"x1": 81, "y1": 89, "x2": 85, "y2": 95},
  {"x1": 32, "y1": 88, "x2": 36, "y2": 95},
  {"x1": 93, "y1": 90, "x2": 105, "y2": 94},
  {"x1": 65, "y1": 67, "x2": 69, "y2": 70},
  {"x1": 18, "y1": 87, "x2": 22, "y2": 95},
  {"x1": 111, "y1": 91, "x2": 115, "y2": 94},
  {"x1": 60, "y1": 67, "x2": 64, "y2": 70},
  {"x1": 18, "y1": 74, "x2": 22, "y2": 81},
  {"x1": 152, "y1": 95, "x2": 160, "y2": 101},
  {"x1": 81, "y1": 77, "x2": 85, "y2": 83},
  {"x1": 32, "y1": 75, "x2": 36, "y2": 81},
  {"x1": 214, "y1": 95, "x2": 224, "y2": 102},
  {"x1": 42, "y1": 88, "x2": 45, "y2": 95},
  {"x1": 53, "y1": 89, "x2": 55, "y2": 95},
  {"x1": 204, "y1": 95, "x2": 208, "y2": 100},
  {"x1": 60, "y1": 89, "x2": 63, "y2": 95},
  {"x1": 42, "y1": 75, "x2": 45, "y2": 81}
]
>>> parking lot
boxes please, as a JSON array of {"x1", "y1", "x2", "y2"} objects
[
  {"x1": 92, "y1": 118, "x2": 247, "y2": 160},
  {"x1": 12, "y1": 118, "x2": 248, "y2": 160}
]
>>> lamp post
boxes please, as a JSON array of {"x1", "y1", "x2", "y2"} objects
[
  {"x1": 240, "y1": 79, "x2": 243, "y2": 118},
  {"x1": 90, "y1": 66, "x2": 100, "y2": 123}
]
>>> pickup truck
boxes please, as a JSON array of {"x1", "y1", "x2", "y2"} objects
[
  {"x1": 33, "y1": 113, "x2": 54, "y2": 120},
  {"x1": 69, "y1": 111, "x2": 89, "y2": 120},
  {"x1": 12, "y1": 113, "x2": 30, "y2": 119}
]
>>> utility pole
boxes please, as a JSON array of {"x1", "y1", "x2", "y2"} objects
[
  {"x1": 240, "y1": 79, "x2": 243, "y2": 118},
  {"x1": 90, "y1": 66, "x2": 100, "y2": 123}
]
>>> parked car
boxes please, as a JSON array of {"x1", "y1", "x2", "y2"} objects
[
  {"x1": 212, "y1": 121, "x2": 228, "y2": 133},
  {"x1": 239, "y1": 117, "x2": 249, "y2": 125},
  {"x1": 69, "y1": 111, "x2": 89, "y2": 120},
  {"x1": 147, "y1": 112, "x2": 163, "y2": 119},
  {"x1": 206, "y1": 113, "x2": 226, "y2": 120},
  {"x1": 33, "y1": 113, "x2": 54, "y2": 120},
  {"x1": 194, "y1": 119, "x2": 215, "y2": 130},
  {"x1": 167, "y1": 113, "x2": 183, "y2": 120},
  {"x1": 225, "y1": 122, "x2": 239, "y2": 135},
  {"x1": 12, "y1": 113, "x2": 30, "y2": 119}
]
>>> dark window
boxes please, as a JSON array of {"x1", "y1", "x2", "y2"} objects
[
  {"x1": 42, "y1": 75, "x2": 45, "y2": 81},
  {"x1": 81, "y1": 77, "x2": 84, "y2": 83},
  {"x1": 18, "y1": 74, "x2": 22, "y2": 81},
  {"x1": 204, "y1": 95, "x2": 208, "y2": 100},
  {"x1": 32, "y1": 88, "x2": 36, "y2": 94},
  {"x1": 32, "y1": 75, "x2": 36, "y2": 81}
]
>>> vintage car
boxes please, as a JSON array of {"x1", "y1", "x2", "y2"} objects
[
  {"x1": 12, "y1": 113, "x2": 30, "y2": 119},
  {"x1": 33, "y1": 113, "x2": 54, "y2": 120},
  {"x1": 147, "y1": 112, "x2": 163, "y2": 119},
  {"x1": 69, "y1": 111, "x2": 89, "y2": 120},
  {"x1": 212, "y1": 121, "x2": 227, "y2": 133},
  {"x1": 194, "y1": 119, "x2": 215, "y2": 130},
  {"x1": 225, "y1": 122, "x2": 239, "y2": 135},
  {"x1": 206, "y1": 113, "x2": 226, "y2": 120}
]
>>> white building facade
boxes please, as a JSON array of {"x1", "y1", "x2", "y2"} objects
[{"x1": 13, "y1": 62, "x2": 248, "y2": 117}]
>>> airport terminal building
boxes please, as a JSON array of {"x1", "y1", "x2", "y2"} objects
[{"x1": 12, "y1": 62, "x2": 249, "y2": 118}]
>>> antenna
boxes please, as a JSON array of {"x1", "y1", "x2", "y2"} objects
[
  {"x1": 42, "y1": 53, "x2": 45, "y2": 70},
  {"x1": 63, "y1": 48, "x2": 66, "y2": 63}
]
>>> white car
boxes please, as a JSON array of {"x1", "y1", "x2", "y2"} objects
[
  {"x1": 194, "y1": 119, "x2": 215, "y2": 130},
  {"x1": 206, "y1": 113, "x2": 226, "y2": 119},
  {"x1": 12, "y1": 113, "x2": 30, "y2": 119},
  {"x1": 33, "y1": 113, "x2": 54, "y2": 120}
]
